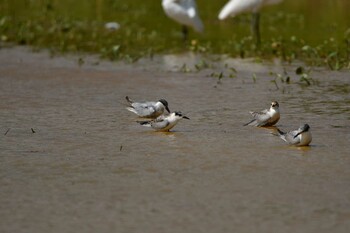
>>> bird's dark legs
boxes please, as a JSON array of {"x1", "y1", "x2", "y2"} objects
[
  {"x1": 182, "y1": 25, "x2": 188, "y2": 41},
  {"x1": 251, "y1": 12, "x2": 261, "y2": 47}
]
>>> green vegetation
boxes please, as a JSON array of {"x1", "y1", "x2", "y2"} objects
[{"x1": 0, "y1": 0, "x2": 349, "y2": 69}]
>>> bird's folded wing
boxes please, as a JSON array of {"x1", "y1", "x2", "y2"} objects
[
  {"x1": 251, "y1": 110, "x2": 270, "y2": 123},
  {"x1": 151, "y1": 119, "x2": 170, "y2": 130},
  {"x1": 284, "y1": 131, "x2": 301, "y2": 145},
  {"x1": 250, "y1": 108, "x2": 268, "y2": 115},
  {"x1": 132, "y1": 104, "x2": 156, "y2": 116}
]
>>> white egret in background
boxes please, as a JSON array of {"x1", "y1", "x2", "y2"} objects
[
  {"x1": 218, "y1": 0, "x2": 283, "y2": 45},
  {"x1": 162, "y1": 0, "x2": 204, "y2": 40}
]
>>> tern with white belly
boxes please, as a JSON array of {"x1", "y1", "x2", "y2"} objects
[
  {"x1": 138, "y1": 111, "x2": 190, "y2": 132},
  {"x1": 244, "y1": 101, "x2": 280, "y2": 127}
]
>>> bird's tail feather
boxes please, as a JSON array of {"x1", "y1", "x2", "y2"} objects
[
  {"x1": 126, "y1": 107, "x2": 137, "y2": 114},
  {"x1": 273, "y1": 128, "x2": 287, "y2": 142},
  {"x1": 276, "y1": 128, "x2": 285, "y2": 136},
  {"x1": 270, "y1": 128, "x2": 283, "y2": 137},
  {"x1": 125, "y1": 96, "x2": 133, "y2": 104},
  {"x1": 137, "y1": 121, "x2": 151, "y2": 127},
  {"x1": 243, "y1": 119, "x2": 256, "y2": 126}
]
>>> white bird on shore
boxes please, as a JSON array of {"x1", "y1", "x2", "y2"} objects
[
  {"x1": 138, "y1": 111, "x2": 190, "y2": 131},
  {"x1": 276, "y1": 124, "x2": 312, "y2": 146},
  {"x1": 162, "y1": 0, "x2": 204, "y2": 40},
  {"x1": 218, "y1": 0, "x2": 283, "y2": 45},
  {"x1": 244, "y1": 101, "x2": 280, "y2": 127},
  {"x1": 125, "y1": 96, "x2": 170, "y2": 118}
]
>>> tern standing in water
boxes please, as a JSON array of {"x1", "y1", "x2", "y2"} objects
[
  {"x1": 125, "y1": 96, "x2": 170, "y2": 118},
  {"x1": 276, "y1": 124, "x2": 312, "y2": 146},
  {"x1": 138, "y1": 112, "x2": 190, "y2": 132},
  {"x1": 162, "y1": 0, "x2": 204, "y2": 40},
  {"x1": 244, "y1": 101, "x2": 280, "y2": 127}
]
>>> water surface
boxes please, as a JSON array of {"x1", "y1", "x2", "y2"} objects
[{"x1": 0, "y1": 47, "x2": 349, "y2": 233}]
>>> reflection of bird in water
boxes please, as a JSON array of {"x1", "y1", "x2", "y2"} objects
[
  {"x1": 218, "y1": 0, "x2": 283, "y2": 45},
  {"x1": 125, "y1": 96, "x2": 170, "y2": 118},
  {"x1": 138, "y1": 112, "x2": 190, "y2": 132},
  {"x1": 244, "y1": 101, "x2": 280, "y2": 127},
  {"x1": 162, "y1": 0, "x2": 204, "y2": 40},
  {"x1": 275, "y1": 124, "x2": 312, "y2": 146}
]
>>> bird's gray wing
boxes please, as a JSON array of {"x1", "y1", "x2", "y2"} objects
[
  {"x1": 244, "y1": 109, "x2": 269, "y2": 126},
  {"x1": 154, "y1": 114, "x2": 167, "y2": 121},
  {"x1": 150, "y1": 118, "x2": 170, "y2": 130},
  {"x1": 250, "y1": 110, "x2": 271, "y2": 126},
  {"x1": 250, "y1": 108, "x2": 269, "y2": 116},
  {"x1": 131, "y1": 102, "x2": 156, "y2": 117},
  {"x1": 283, "y1": 130, "x2": 301, "y2": 145}
]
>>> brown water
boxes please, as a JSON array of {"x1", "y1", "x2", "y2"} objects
[{"x1": 0, "y1": 47, "x2": 350, "y2": 233}]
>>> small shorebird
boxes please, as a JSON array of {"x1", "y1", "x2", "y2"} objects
[
  {"x1": 218, "y1": 0, "x2": 283, "y2": 45},
  {"x1": 276, "y1": 124, "x2": 312, "y2": 146},
  {"x1": 138, "y1": 111, "x2": 190, "y2": 132},
  {"x1": 244, "y1": 101, "x2": 280, "y2": 127},
  {"x1": 162, "y1": 0, "x2": 204, "y2": 40},
  {"x1": 125, "y1": 96, "x2": 170, "y2": 118}
]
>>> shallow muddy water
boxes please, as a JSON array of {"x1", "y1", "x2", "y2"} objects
[{"x1": 0, "y1": 47, "x2": 349, "y2": 233}]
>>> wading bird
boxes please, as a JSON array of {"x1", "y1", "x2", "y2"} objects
[
  {"x1": 276, "y1": 124, "x2": 312, "y2": 146},
  {"x1": 138, "y1": 111, "x2": 190, "y2": 131},
  {"x1": 162, "y1": 0, "x2": 204, "y2": 40},
  {"x1": 218, "y1": 0, "x2": 283, "y2": 45},
  {"x1": 125, "y1": 96, "x2": 170, "y2": 118},
  {"x1": 244, "y1": 101, "x2": 280, "y2": 127}
]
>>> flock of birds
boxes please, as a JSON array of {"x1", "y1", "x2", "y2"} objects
[
  {"x1": 162, "y1": 0, "x2": 283, "y2": 43},
  {"x1": 123, "y1": 0, "x2": 312, "y2": 147},
  {"x1": 125, "y1": 96, "x2": 312, "y2": 147}
]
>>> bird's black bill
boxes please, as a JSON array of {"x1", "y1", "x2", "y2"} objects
[
  {"x1": 165, "y1": 106, "x2": 171, "y2": 113},
  {"x1": 294, "y1": 130, "x2": 305, "y2": 138},
  {"x1": 183, "y1": 116, "x2": 190, "y2": 120},
  {"x1": 294, "y1": 124, "x2": 310, "y2": 138}
]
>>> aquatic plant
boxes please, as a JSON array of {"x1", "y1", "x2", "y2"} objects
[{"x1": 0, "y1": 0, "x2": 349, "y2": 69}]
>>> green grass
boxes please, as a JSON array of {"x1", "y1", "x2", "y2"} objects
[{"x1": 0, "y1": 0, "x2": 349, "y2": 69}]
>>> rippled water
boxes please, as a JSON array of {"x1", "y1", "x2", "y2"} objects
[{"x1": 1, "y1": 48, "x2": 349, "y2": 233}]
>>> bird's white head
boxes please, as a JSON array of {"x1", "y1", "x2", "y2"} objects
[
  {"x1": 270, "y1": 101, "x2": 279, "y2": 111},
  {"x1": 173, "y1": 111, "x2": 190, "y2": 120}
]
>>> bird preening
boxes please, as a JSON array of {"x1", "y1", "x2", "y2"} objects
[{"x1": 275, "y1": 124, "x2": 312, "y2": 146}]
